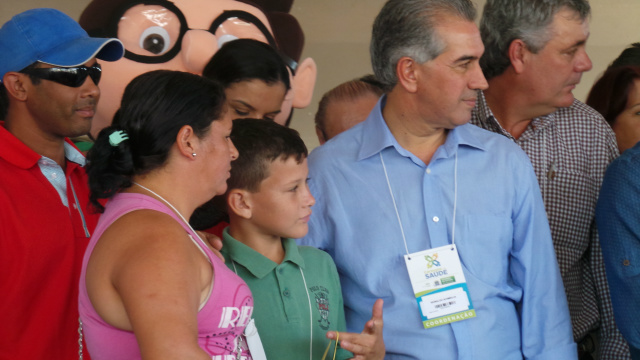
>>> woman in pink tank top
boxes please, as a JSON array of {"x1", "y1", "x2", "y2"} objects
[{"x1": 80, "y1": 70, "x2": 253, "y2": 360}]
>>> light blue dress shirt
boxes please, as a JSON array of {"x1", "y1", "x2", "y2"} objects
[{"x1": 300, "y1": 97, "x2": 576, "y2": 359}]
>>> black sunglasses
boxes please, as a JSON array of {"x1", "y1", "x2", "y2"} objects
[{"x1": 21, "y1": 63, "x2": 102, "y2": 88}]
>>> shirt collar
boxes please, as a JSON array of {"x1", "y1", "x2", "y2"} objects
[
  {"x1": 222, "y1": 228, "x2": 305, "y2": 279},
  {"x1": 357, "y1": 95, "x2": 486, "y2": 163},
  {"x1": 357, "y1": 95, "x2": 399, "y2": 161},
  {"x1": 473, "y1": 90, "x2": 511, "y2": 138},
  {"x1": 474, "y1": 90, "x2": 557, "y2": 140},
  {"x1": 0, "y1": 122, "x2": 41, "y2": 169},
  {"x1": 64, "y1": 141, "x2": 86, "y2": 166},
  {"x1": 0, "y1": 122, "x2": 86, "y2": 169}
]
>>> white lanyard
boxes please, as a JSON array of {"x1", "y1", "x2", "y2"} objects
[
  {"x1": 133, "y1": 182, "x2": 203, "y2": 244},
  {"x1": 232, "y1": 260, "x2": 313, "y2": 360},
  {"x1": 382, "y1": 151, "x2": 477, "y2": 329},
  {"x1": 379, "y1": 150, "x2": 458, "y2": 254}
]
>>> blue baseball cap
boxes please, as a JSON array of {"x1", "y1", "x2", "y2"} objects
[{"x1": 0, "y1": 8, "x2": 124, "y2": 81}]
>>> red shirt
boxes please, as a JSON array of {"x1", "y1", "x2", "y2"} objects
[{"x1": 0, "y1": 123, "x2": 99, "y2": 360}]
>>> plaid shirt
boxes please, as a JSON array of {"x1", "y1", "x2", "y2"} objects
[{"x1": 471, "y1": 91, "x2": 630, "y2": 359}]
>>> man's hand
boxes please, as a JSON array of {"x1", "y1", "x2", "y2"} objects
[
  {"x1": 326, "y1": 299, "x2": 385, "y2": 360},
  {"x1": 196, "y1": 230, "x2": 224, "y2": 262}
]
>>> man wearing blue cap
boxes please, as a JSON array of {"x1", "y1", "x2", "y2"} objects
[{"x1": 0, "y1": 8, "x2": 123, "y2": 359}]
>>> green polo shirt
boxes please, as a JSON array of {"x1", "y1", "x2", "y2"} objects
[{"x1": 222, "y1": 228, "x2": 352, "y2": 360}]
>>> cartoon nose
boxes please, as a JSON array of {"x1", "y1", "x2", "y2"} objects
[{"x1": 181, "y1": 29, "x2": 219, "y2": 75}]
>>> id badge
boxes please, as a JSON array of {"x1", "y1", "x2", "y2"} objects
[{"x1": 404, "y1": 244, "x2": 476, "y2": 329}]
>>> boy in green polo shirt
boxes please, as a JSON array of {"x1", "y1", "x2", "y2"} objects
[{"x1": 218, "y1": 118, "x2": 384, "y2": 359}]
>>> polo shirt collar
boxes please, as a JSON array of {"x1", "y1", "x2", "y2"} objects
[
  {"x1": 357, "y1": 95, "x2": 486, "y2": 163},
  {"x1": 0, "y1": 122, "x2": 41, "y2": 169},
  {"x1": 64, "y1": 141, "x2": 86, "y2": 166},
  {"x1": 223, "y1": 228, "x2": 305, "y2": 279},
  {"x1": 0, "y1": 122, "x2": 86, "y2": 169}
]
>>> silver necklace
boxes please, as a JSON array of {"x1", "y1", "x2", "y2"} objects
[{"x1": 132, "y1": 182, "x2": 202, "y2": 243}]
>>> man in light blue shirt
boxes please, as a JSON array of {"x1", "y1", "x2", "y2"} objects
[{"x1": 300, "y1": 0, "x2": 576, "y2": 358}]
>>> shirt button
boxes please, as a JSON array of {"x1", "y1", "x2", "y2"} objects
[
  {"x1": 278, "y1": 268, "x2": 284, "y2": 274},
  {"x1": 51, "y1": 173, "x2": 58, "y2": 179},
  {"x1": 72, "y1": 203, "x2": 77, "y2": 210},
  {"x1": 426, "y1": 168, "x2": 431, "y2": 174},
  {"x1": 433, "y1": 216, "x2": 439, "y2": 222},
  {"x1": 283, "y1": 289, "x2": 290, "y2": 297},
  {"x1": 623, "y1": 259, "x2": 631, "y2": 266}
]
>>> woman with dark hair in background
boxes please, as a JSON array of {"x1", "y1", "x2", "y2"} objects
[
  {"x1": 79, "y1": 70, "x2": 253, "y2": 359},
  {"x1": 203, "y1": 38, "x2": 291, "y2": 124},
  {"x1": 191, "y1": 39, "x2": 293, "y2": 232},
  {"x1": 587, "y1": 66, "x2": 640, "y2": 153}
]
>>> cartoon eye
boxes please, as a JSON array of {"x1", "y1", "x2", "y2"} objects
[
  {"x1": 217, "y1": 34, "x2": 239, "y2": 49},
  {"x1": 139, "y1": 26, "x2": 171, "y2": 55}
]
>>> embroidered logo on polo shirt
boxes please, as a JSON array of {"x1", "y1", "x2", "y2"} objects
[{"x1": 310, "y1": 285, "x2": 331, "y2": 330}]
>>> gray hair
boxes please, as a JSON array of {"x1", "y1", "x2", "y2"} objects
[
  {"x1": 370, "y1": 0, "x2": 477, "y2": 91},
  {"x1": 480, "y1": 0, "x2": 591, "y2": 80}
]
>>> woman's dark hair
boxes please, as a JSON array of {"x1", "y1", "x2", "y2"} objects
[
  {"x1": 86, "y1": 70, "x2": 226, "y2": 211},
  {"x1": 608, "y1": 43, "x2": 640, "y2": 70},
  {"x1": 586, "y1": 66, "x2": 640, "y2": 127},
  {"x1": 203, "y1": 38, "x2": 290, "y2": 90}
]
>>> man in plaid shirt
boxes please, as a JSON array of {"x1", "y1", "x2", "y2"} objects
[{"x1": 470, "y1": 0, "x2": 630, "y2": 359}]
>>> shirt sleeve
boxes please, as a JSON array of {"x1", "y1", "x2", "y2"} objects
[
  {"x1": 596, "y1": 153, "x2": 640, "y2": 352},
  {"x1": 510, "y1": 159, "x2": 578, "y2": 360}
]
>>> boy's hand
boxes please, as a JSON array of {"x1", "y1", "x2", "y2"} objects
[
  {"x1": 326, "y1": 299, "x2": 385, "y2": 360},
  {"x1": 196, "y1": 231, "x2": 225, "y2": 262}
]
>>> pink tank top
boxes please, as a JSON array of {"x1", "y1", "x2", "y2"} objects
[{"x1": 79, "y1": 193, "x2": 253, "y2": 360}]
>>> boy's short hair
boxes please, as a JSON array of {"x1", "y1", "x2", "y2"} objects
[{"x1": 229, "y1": 118, "x2": 308, "y2": 192}]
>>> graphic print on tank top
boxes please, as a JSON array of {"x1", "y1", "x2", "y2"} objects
[{"x1": 203, "y1": 281, "x2": 254, "y2": 359}]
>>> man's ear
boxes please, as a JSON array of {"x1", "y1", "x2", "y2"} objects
[
  {"x1": 509, "y1": 39, "x2": 528, "y2": 74},
  {"x1": 227, "y1": 189, "x2": 252, "y2": 219},
  {"x1": 3, "y1": 73, "x2": 29, "y2": 102},
  {"x1": 175, "y1": 125, "x2": 197, "y2": 160},
  {"x1": 396, "y1": 56, "x2": 419, "y2": 93},
  {"x1": 291, "y1": 57, "x2": 317, "y2": 108}
]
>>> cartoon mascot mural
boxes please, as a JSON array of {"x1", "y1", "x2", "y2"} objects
[{"x1": 79, "y1": 0, "x2": 316, "y2": 138}]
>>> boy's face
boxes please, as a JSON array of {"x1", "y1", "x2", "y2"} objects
[{"x1": 248, "y1": 156, "x2": 315, "y2": 240}]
